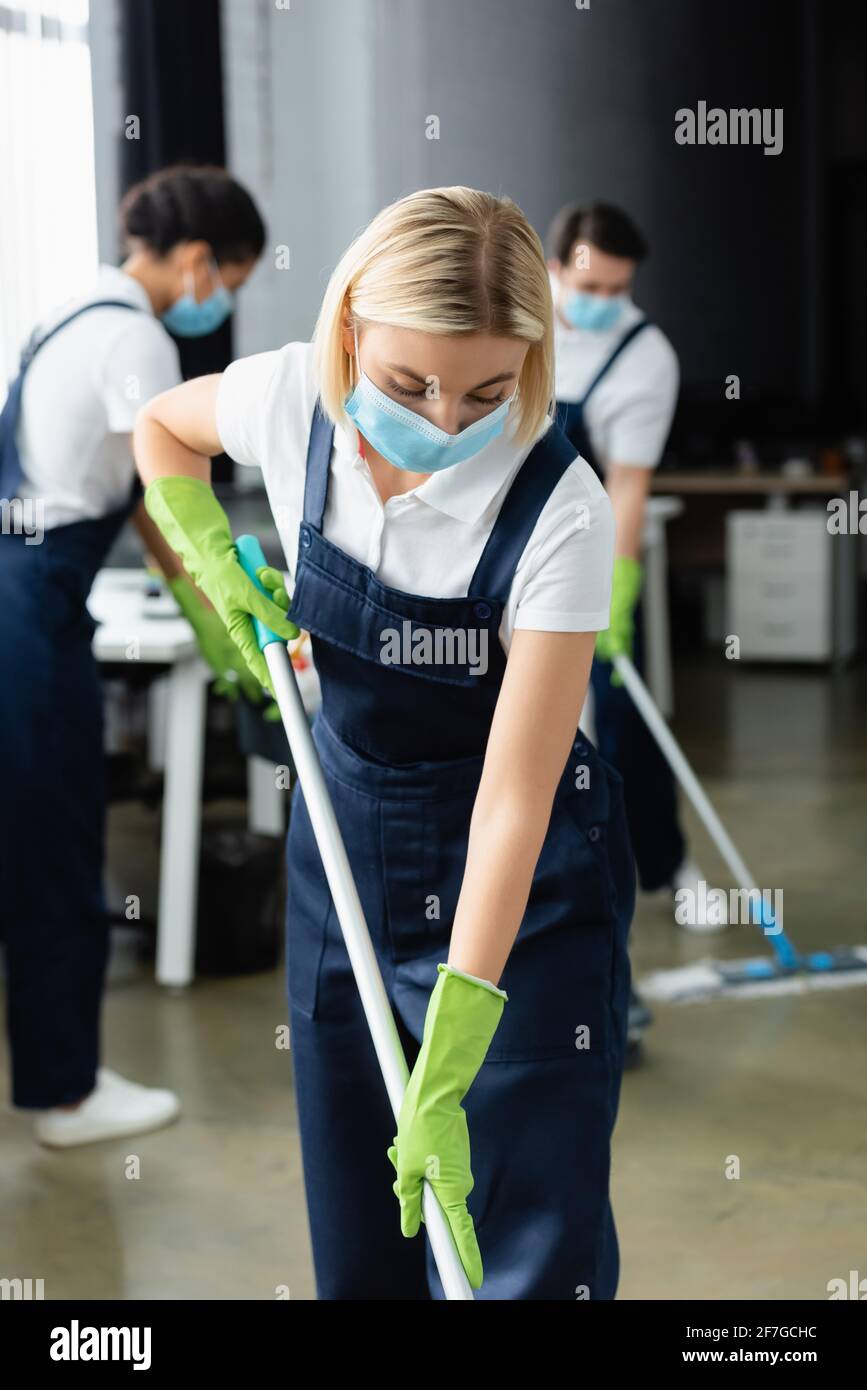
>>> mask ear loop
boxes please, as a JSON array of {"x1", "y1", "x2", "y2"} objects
[
  {"x1": 507, "y1": 376, "x2": 521, "y2": 423},
  {"x1": 350, "y1": 320, "x2": 366, "y2": 460},
  {"x1": 352, "y1": 321, "x2": 361, "y2": 387}
]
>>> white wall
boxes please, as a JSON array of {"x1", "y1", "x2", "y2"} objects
[
  {"x1": 219, "y1": 0, "x2": 584, "y2": 356},
  {"x1": 88, "y1": 0, "x2": 124, "y2": 265},
  {"x1": 221, "y1": 0, "x2": 379, "y2": 355}
]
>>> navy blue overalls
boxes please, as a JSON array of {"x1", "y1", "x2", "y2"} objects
[
  {"x1": 556, "y1": 321, "x2": 684, "y2": 890},
  {"x1": 0, "y1": 301, "x2": 143, "y2": 1107},
  {"x1": 283, "y1": 404, "x2": 635, "y2": 1300}
]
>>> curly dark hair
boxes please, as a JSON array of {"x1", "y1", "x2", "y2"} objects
[{"x1": 119, "y1": 164, "x2": 266, "y2": 264}]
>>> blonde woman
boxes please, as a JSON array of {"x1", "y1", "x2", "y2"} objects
[{"x1": 135, "y1": 187, "x2": 635, "y2": 1301}]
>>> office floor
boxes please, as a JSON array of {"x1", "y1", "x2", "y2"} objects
[{"x1": 2, "y1": 655, "x2": 866, "y2": 1300}]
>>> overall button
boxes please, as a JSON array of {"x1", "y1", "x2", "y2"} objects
[
  {"x1": 473, "y1": 601, "x2": 492, "y2": 620},
  {"x1": 299, "y1": 526, "x2": 312, "y2": 548},
  {"x1": 574, "y1": 741, "x2": 588, "y2": 756},
  {"x1": 587, "y1": 825, "x2": 601, "y2": 843}
]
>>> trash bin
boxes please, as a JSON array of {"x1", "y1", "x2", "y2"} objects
[
  {"x1": 235, "y1": 693, "x2": 293, "y2": 766},
  {"x1": 196, "y1": 823, "x2": 285, "y2": 975}
]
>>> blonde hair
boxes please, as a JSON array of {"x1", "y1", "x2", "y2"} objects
[{"x1": 312, "y1": 186, "x2": 554, "y2": 445}]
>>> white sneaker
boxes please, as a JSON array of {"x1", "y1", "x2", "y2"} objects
[
  {"x1": 671, "y1": 858, "x2": 730, "y2": 933},
  {"x1": 33, "y1": 1069, "x2": 180, "y2": 1149}
]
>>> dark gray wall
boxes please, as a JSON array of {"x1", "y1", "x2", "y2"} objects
[
  {"x1": 368, "y1": 0, "x2": 811, "y2": 404},
  {"x1": 225, "y1": 0, "x2": 824, "y2": 417}
]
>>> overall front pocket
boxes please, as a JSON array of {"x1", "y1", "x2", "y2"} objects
[{"x1": 486, "y1": 801, "x2": 619, "y2": 1062}]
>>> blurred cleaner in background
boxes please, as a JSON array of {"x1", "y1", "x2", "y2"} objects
[
  {"x1": 548, "y1": 203, "x2": 706, "y2": 1058},
  {"x1": 0, "y1": 166, "x2": 266, "y2": 1147}
]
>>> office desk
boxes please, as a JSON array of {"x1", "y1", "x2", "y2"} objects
[
  {"x1": 648, "y1": 471, "x2": 850, "y2": 569},
  {"x1": 650, "y1": 471, "x2": 849, "y2": 497}
]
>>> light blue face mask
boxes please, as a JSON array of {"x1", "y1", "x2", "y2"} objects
[
  {"x1": 161, "y1": 261, "x2": 235, "y2": 338},
  {"x1": 562, "y1": 290, "x2": 627, "y2": 333},
  {"x1": 344, "y1": 328, "x2": 518, "y2": 473}
]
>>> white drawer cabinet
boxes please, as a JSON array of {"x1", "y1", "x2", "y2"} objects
[{"x1": 726, "y1": 510, "x2": 857, "y2": 664}]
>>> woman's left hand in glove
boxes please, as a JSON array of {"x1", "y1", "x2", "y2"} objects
[{"x1": 387, "y1": 963, "x2": 507, "y2": 1290}]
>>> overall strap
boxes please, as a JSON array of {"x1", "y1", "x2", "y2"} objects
[
  {"x1": 1, "y1": 300, "x2": 144, "y2": 500},
  {"x1": 469, "y1": 423, "x2": 578, "y2": 602},
  {"x1": 18, "y1": 300, "x2": 144, "y2": 371},
  {"x1": 578, "y1": 319, "x2": 651, "y2": 407},
  {"x1": 301, "y1": 400, "x2": 335, "y2": 531}
]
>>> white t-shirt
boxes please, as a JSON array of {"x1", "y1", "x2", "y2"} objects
[
  {"x1": 216, "y1": 342, "x2": 615, "y2": 650},
  {"x1": 552, "y1": 288, "x2": 679, "y2": 472},
  {"x1": 17, "y1": 265, "x2": 182, "y2": 528}
]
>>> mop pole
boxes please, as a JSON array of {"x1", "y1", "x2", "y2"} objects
[
  {"x1": 612, "y1": 653, "x2": 799, "y2": 967},
  {"x1": 236, "y1": 537, "x2": 474, "y2": 1301}
]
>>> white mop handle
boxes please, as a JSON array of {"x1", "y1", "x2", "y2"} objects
[
  {"x1": 612, "y1": 654, "x2": 758, "y2": 894},
  {"x1": 264, "y1": 642, "x2": 475, "y2": 1301}
]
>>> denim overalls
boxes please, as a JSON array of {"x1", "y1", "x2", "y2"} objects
[
  {"x1": 282, "y1": 404, "x2": 635, "y2": 1300},
  {"x1": 557, "y1": 321, "x2": 684, "y2": 890},
  {"x1": 0, "y1": 301, "x2": 142, "y2": 1106}
]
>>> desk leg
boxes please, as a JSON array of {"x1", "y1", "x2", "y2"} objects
[
  {"x1": 247, "y1": 756, "x2": 285, "y2": 837},
  {"x1": 643, "y1": 528, "x2": 674, "y2": 718},
  {"x1": 147, "y1": 676, "x2": 168, "y2": 773},
  {"x1": 156, "y1": 660, "x2": 207, "y2": 987}
]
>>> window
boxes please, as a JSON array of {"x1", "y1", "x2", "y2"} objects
[{"x1": 0, "y1": 0, "x2": 98, "y2": 398}]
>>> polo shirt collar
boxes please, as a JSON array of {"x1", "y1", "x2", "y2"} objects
[{"x1": 96, "y1": 264, "x2": 155, "y2": 315}]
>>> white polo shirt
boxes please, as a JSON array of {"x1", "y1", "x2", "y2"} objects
[
  {"x1": 216, "y1": 342, "x2": 615, "y2": 650},
  {"x1": 552, "y1": 289, "x2": 679, "y2": 472},
  {"x1": 17, "y1": 265, "x2": 182, "y2": 528}
]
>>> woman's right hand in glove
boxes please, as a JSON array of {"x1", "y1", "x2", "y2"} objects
[{"x1": 144, "y1": 476, "x2": 298, "y2": 691}]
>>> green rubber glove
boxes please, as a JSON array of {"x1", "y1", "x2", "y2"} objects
[
  {"x1": 255, "y1": 567, "x2": 294, "y2": 720},
  {"x1": 595, "y1": 554, "x2": 643, "y2": 685},
  {"x1": 256, "y1": 566, "x2": 291, "y2": 613},
  {"x1": 144, "y1": 477, "x2": 299, "y2": 691},
  {"x1": 166, "y1": 574, "x2": 264, "y2": 705},
  {"x1": 387, "y1": 963, "x2": 508, "y2": 1290}
]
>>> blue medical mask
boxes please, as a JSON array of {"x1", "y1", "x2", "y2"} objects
[
  {"x1": 562, "y1": 290, "x2": 627, "y2": 333},
  {"x1": 161, "y1": 261, "x2": 234, "y2": 337},
  {"x1": 344, "y1": 328, "x2": 518, "y2": 473}
]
